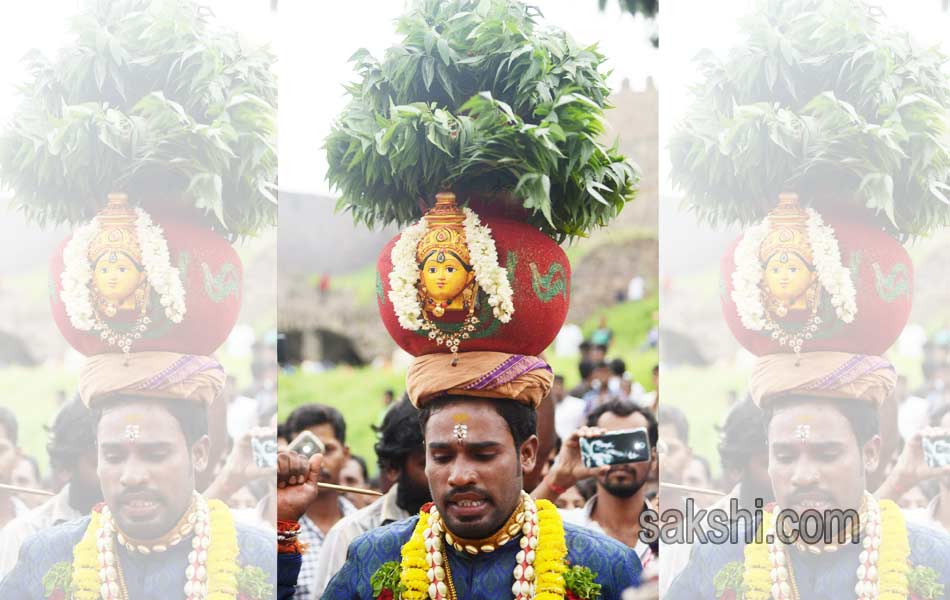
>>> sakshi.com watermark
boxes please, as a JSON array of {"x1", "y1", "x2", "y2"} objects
[{"x1": 637, "y1": 499, "x2": 861, "y2": 546}]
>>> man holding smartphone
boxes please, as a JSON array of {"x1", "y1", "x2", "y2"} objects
[
  {"x1": 534, "y1": 400, "x2": 658, "y2": 571},
  {"x1": 282, "y1": 403, "x2": 356, "y2": 600}
]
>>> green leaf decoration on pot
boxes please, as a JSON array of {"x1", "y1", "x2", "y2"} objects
[
  {"x1": 0, "y1": 0, "x2": 277, "y2": 239},
  {"x1": 326, "y1": 0, "x2": 638, "y2": 242},
  {"x1": 201, "y1": 262, "x2": 241, "y2": 303},
  {"x1": 670, "y1": 0, "x2": 950, "y2": 239},
  {"x1": 530, "y1": 261, "x2": 568, "y2": 302},
  {"x1": 873, "y1": 262, "x2": 911, "y2": 303}
]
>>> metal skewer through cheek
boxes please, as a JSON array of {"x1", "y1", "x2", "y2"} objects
[
  {"x1": 316, "y1": 482, "x2": 383, "y2": 496},
  {"x1": 659, "y1": 482, "x2": 726, "y2": 497},
  {"x1": 0, "y1": 479, "x2": 382, "y2": 499},
  {"x1": 0, "y1": 482, "x2": 55, "y2": 497}
]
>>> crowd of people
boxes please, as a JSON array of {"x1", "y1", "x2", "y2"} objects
[
  {"x1": 657, "y1": 330, "x2": 950, "y2": 596},
  {"x1": 270, "y1": 322, "x2": 659, "y2": 599},
  {"x1": 0, "y1": 346, "x2": 281, "y2": 583}
]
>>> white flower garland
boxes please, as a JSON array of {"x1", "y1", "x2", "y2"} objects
[
  {"x1": 731, "y1": 219, "x2": 770, "y2": 331},
  {"x1": 767, "y1": 492, "x2": 880, "y2": 600},
  {"x1": 731, "y1": 208, "x2": 856, "y2": 331},
  {"x1": 97, "y1": 493, "x2": 211, "y2": 600},
  {"x1": 60, "y1": 207, "x2": 186, "y2": 332},
  {"x1": 804, "y1": 208, "x2": 857, "y2": 323},
  {"x1": 134, "y1": 208, "x2": 187, "y2": 323},
  {"x1": 60, "y1": 219, "x2": 101, "y2": 332},
  {"x1": 388, "y1": 219, "x2": 430, "y2": 330},
  {"x1": 423, "y1": 492, "x2": 539, "y2": 600},
  {"x1": 388, "y1": 207, "x2": 514, "y2": 331},
  {"x1": 461, "y1": 207, "x2": 515, "y2": 323}
]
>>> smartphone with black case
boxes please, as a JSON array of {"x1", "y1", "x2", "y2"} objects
[{"x1": 579, "y1": 428, "x2": 651, "y2": 469}]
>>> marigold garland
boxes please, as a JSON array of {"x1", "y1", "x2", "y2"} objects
[
  {"x1": 740, "y1": 509, "x2": 774, "y2": 600},
  {"x1": 205, "y1": 499, "x2": 240, "y2": 600},
  {"x1": 398, "y1": 507, "x2": 431, "y2": 600},
  {"x1": 67, "y1": 498, "x2": 241, "y2": 599},
  {"x1": 738, "y1": 498, "x2": 909, "y2": 600},
  {"x1": 533, "y1": 499, "x2": 568, "y2": 600},
  {"x1": 876, "y1": 500, "x2": 910, "y2": 600},
  {"x1": 394, "y1": 497, "x2": 570, "y2": 599},
  {"x1": 69, "y1": 509, "x2": 102, "y2": 600}
]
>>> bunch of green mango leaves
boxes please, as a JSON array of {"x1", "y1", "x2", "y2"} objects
[
  {"x1": 670, "y1": 0, "x2": 950, "y2": 239},
  {"x1": 326, "y1": 0, "x2": 638, "y2": 242},
  {"x1": 0, "y1": 0, "x2": 277, "y2": 239}
]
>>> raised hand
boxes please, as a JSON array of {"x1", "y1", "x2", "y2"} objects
[{"x1": 277, "y1": 451, "x2": 323, "y2": 523}]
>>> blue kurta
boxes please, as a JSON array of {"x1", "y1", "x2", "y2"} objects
[
  {"x1": 665, "y1": 520, "x2": 950, "y2": 599},
  {"x1": 322, "y1": 516, "x2": 641, "y2": 599},
  {"x1": 280, "y1": 552, "x2": 303, "y2": 600},
  {"x1": 0, "y1": 515, "x2": 276, "y2": 599}
]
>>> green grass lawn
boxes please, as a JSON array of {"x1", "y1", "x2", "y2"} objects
[
  {"x1": 549, "y1": 294, "x2": 659, "y2": 390},
  {"x1": 0, "y1": 366, "x2": 79, "y2": 475},
  {"x1": 0, "y1": 349, "x2": 255, "y2": 478},
  {"x1": 664, "y1": 364, "x2": 753, "y2": 478},
  {"x1": 277, "y1": 295, "x2": 659, "y2": 476},
  {"x1": 278, "y1": 366, "x2": 407, "y2": 477}
]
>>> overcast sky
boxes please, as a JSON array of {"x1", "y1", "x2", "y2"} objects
[
  {"x1": 659, "y1": 0, "x2": 950, "y2": 195},
  {"x1": 277, "y1": 0, "x2": 658, "y2": 195},
  {"x1": 0, "y1": 0, "x2": 945, "y2": 234}
]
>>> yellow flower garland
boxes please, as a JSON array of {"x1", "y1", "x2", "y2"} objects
[
  {"x1": 741, "y1": 500, "x2": 909, "y2": 600},
  {"x1": 741, "y1": 509, "x2": 774, "y2": 600},
  {"x1": 70, "y1": 510, "x2": 103, "y2": 600},
  {"x1": 206, "y1": 499, "x2": 241, "y2": 600},
  {"x1": 69, "y1": 499, "x2": 240, "y2": 599},
  {"x1": 398, "y1": 501, "x2": 568, "y2": 599},
  {"x1": 399, "y1": 508, "x2": 432, "y2": 600},
  {"x1": 877, "y1": 500, "x2": 910, "y2": 600},
  {"x1": 533, "y1": 499, "x2": 568, "y2": 600}
]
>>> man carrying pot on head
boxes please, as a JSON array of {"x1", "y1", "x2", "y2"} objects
[
  {"x1": 665, "y1": 353, "x2": 950, "y2": 598},
  {"x1": 0, "y1": 353, "x2": 276, "y2": 599},
  {"x1": 277, "y1": 351, "x2": 641, "y2": 599}
]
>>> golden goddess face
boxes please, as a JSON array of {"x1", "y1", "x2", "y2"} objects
[
  {"x1": 421, "y1": 252, "x2": 473, "y2": 304},
  {"x1": 764, "y1": 252, "x2": 816, "y2": 306},
  {"x1": 92, "y1": 251, "x2": 146, "y2": 304}
]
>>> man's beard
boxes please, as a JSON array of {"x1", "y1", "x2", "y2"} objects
[
  {"x1": 739, "y1": 473, "x2": 774, "y2": 509},
  {"x1": 600, "y1": 467, "x2": 646, "y2": 499},
  {"x1": 69, "y1": 478, "x2": 104, "y2": 514},
  {"x1": 395, "y1": 470, "x2": 432, "y2": 515}
]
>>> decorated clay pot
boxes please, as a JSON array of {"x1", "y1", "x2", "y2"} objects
[
  {"x1": 377, "y1": 211, "x2": 571, "y2": 357},
  {"x1": 50, "y1": 207, "x2": 243, "y2": 356},
  {"x1": 721, "y1": 215, "x2": 912, "y2": 356}
]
